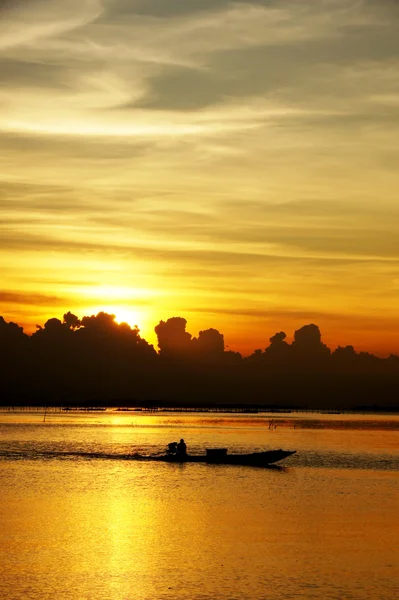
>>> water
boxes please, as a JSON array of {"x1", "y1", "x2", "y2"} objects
[{"x1": 1, "y1": 410, "x2": 398, "y2": 600}]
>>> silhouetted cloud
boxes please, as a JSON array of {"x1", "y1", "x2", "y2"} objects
[
  {"x1": 193, "y1": 328, "x2": 225, "y2": 355},
  {"x1": 155, "y1": 317, "x2": 192, "y2": 355},
  {"x1": 1, "y1": 312, "x2": 399, "y2": 409}
]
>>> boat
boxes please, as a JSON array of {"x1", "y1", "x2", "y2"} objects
[{"x1": 135, "y1": 448, "x2": 296, "y2": 467}]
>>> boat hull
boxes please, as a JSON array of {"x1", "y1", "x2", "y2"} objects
[{"x1": 136, "y1": 450, "x2": 296, "y2": 466}]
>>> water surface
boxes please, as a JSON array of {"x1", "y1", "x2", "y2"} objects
[{"x1": 1, "y1": 410, "x2": 398, "y2": 599}]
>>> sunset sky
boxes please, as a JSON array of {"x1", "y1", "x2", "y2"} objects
[{"x1": 1, "y1": 0, "x2": 399, "y2": 355}]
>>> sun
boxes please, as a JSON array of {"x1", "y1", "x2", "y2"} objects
[
  {"x1": 76, "y1": 284, "x2": 155, "y2": 330},
  {"x1": 79, "y1": 303, "x2": 158, "y2": 348},
  {"x1": 85, "y1": 304, "x2": 142, "y2": 329},
  {"x1": 74, "y1": 284, "x2": 159, "y2": 346},
  {"x1": 113, "y1": 307, "x2": 142, "y2": 329}
]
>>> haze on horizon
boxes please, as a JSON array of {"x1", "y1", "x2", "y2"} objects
[{"x1": 1, "y1": 0, "x2": 399, "y2": 356}]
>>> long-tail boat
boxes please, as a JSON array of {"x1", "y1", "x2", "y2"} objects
[{"x1": 137, "y1": 448, "x2": 296, "y2": 466}]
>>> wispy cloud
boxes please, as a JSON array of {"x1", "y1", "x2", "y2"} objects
[
  {"x1": 0, "y1": 290, "x2": 66, "y2": 306},
  {"x1": 0, "y1": 0, "x2": 104, "y2": 50}
]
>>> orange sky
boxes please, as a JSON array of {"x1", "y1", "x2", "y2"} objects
[{"x1": 1, "y1": 0, "x2": 399, "y2": 356}]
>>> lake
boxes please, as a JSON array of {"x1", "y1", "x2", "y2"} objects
[{"x1": 0, "y1": 410, "x2": 398, "y2": 600}]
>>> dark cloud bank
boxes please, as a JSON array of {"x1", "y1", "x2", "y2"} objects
[{"x1": 1, "y1": 312, "x2": 398, "y2": 410}]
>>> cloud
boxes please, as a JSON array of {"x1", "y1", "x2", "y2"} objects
[
  {"x1": 0, "y1": 0, "x2": 103, "y2": 50},
  {"x1": 102, "y1": 0, "x2": 250, "y2": 20},
  {"x1": 0, "y1": 290, "x2": 66, "y2": 306},
  {"x1": 187, "y1": 305, "x2": 399, "y2": 326},
  {"x1": 1, "y1": 0, "x2": 398, "y2": 142},
  {"x1": 3, "y1": 218, "x2": 399, "y2": 266},
  {"x1": 0, "y1": 58, "x2": 72, "y2": 90},
  {"x1": 1, "y1": 0, "x2": 399, "y2": 353}
]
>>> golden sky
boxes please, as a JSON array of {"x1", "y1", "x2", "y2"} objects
[{"x1": 1, "y1": 0, "x2": 399, "y2": 355}]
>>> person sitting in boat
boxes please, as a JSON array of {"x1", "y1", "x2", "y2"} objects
[
  {"x1": 176, "y1": 438, "x2": 187, "y2": 456},
  {"x1": 167, "y1": 441, "x2": 178, "y2": 454}
]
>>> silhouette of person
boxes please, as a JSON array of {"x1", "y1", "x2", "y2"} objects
[
  {"x1": 167, "y1": 442, "x2": 178, "y2": 454},
  {"x1": 176, "y1": 438, "x2": 187, "y2": 456}
]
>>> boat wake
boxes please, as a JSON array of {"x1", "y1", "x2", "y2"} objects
[{"x1": 0, "y1": 449, "x2": 291, "y2": 468}]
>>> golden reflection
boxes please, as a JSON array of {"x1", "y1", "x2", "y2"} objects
[{"x1": 1, "y1": 411, "x2": 399, "y2": 599}]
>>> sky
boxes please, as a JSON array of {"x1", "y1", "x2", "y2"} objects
[{"x1": 1, "y1": 0, "x2": 399, "y2": 355}]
